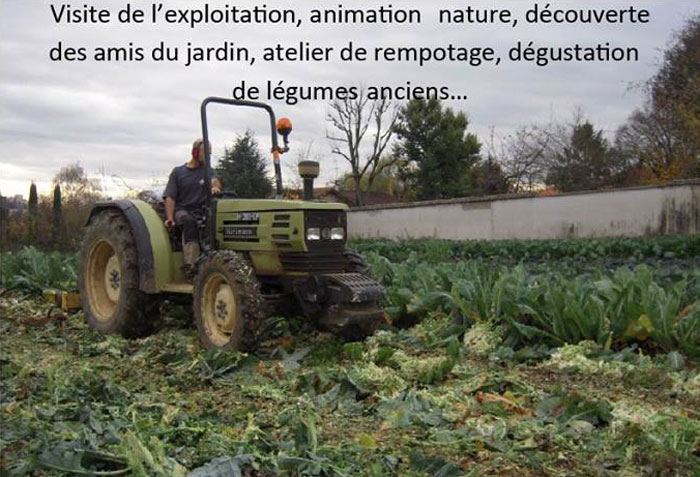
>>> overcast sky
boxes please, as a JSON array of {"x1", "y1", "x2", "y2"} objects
[{"x1": 1, "y1": 0, "x2": 698, "y2": 198}]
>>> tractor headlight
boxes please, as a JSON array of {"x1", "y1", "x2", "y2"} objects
[
  {"x1": 306, "y1": 227, "x2": 321, "y2": 241},
  {"x1": 330, "y1": 227, "x2": 345, "y2": 240}
]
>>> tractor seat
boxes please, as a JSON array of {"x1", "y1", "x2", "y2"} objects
[
  {"x1": 138, "y1": 190, "x2": 207, "y2": 252},
  {"x1": 137, "y1": 191, "x2": 183, "y2": 251}
]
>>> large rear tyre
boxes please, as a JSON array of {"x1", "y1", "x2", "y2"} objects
[
  {"x1": 193, "y1": 251, "x2": 266, "y2": 351},
  {"x1": 79, "y1": 210, "x2": 157, "y2": 337}
]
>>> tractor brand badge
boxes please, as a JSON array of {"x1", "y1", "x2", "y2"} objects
[
  {"x1": 232, "y1": 212, "x2": 260, "y2": 222},
  {"x1": 223, "y1": 226, "x2": 257, "y2": 237}
]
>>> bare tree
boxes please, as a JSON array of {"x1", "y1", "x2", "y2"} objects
[
  {"x1": 490, "y1": 108, "x2": 625, "y2": 193},
  {"x1": 488, "y1": 125, "x2": 551, "y2": 193},
  {"x1": 616, "y1": 102, "x2": 696, "y2": 180},
  {"x1": 615, "y1": 15, "x2": 700, "y2": 181},
  {"x1": 53, "y1": 162, "x2": 101, "y2": 200},
  {"x1": 326, "y1": 89, "x2": 399, "y2": 206}
]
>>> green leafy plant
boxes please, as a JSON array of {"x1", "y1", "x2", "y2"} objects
[
  {"x1": 1, "y1": 246, "x2": 77, "y2": 292},
  {"x1": 365, "y1": 247, "x2": 700, "y2": 358}
]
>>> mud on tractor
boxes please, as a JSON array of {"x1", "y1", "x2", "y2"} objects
[{"x1": 79, "y1": 97, "x2": 385, "y2": 350}]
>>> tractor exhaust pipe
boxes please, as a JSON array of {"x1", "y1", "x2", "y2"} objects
[{"x1": 298, "y1": 161, "x2": 319, "y2": 200}]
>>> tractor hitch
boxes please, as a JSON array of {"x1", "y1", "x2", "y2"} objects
[{"x1": 293, "y1": 273, "x2": 385, "y2": 335}]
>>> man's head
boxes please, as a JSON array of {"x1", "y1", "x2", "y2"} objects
[{"x1": 191, "y1": 139, "x2": 211, "y2": 163}]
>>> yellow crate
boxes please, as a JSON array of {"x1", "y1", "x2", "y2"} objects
[{"x1": 43, "y1": 290, "x2": 82, "y2": 311}]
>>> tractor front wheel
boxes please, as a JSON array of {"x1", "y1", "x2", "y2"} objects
[
  {"x1": 193, "y1": 251, "x2": 266, "y2": 351},
  {"x1": 79, "y1": 210, "x2": 157, "y2": 337}
]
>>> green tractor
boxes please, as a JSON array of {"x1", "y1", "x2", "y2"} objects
[{"x1": 79, "y1": 97, "x2": 385, "y2": 350}]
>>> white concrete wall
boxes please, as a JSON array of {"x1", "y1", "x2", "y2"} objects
[{"x1": 347, "y1": 181, "x2": 700, "y2": 240}]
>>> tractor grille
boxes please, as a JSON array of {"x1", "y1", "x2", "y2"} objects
[
  {"x1": 305, "y1": 210, "x2": 347, "y2": 251},
  {"x1": 279, "y1": 250, "x2": 347, "y2": 274}
]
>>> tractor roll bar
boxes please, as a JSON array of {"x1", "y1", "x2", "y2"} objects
[
  {"x1": 199, "y1": 97, "x2": 285, "y2": 248},
  {"x1": 200, "y1": 97, "x2": 284, "y2": 196}
]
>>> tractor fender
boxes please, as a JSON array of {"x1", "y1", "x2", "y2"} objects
[{"x1": 87, "y1": 200, "x2": 171, "y2": 294}]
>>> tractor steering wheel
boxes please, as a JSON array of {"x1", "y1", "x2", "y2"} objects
[{"x1": 213, "y1": 190, "x2": 238, "y2": 199}]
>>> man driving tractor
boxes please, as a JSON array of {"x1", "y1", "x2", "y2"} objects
[
  {"x1": 79, "y1": 97, "x2": 385, "y2": 349},
  {"x1": 163, "y1": 138, "x2": 222, "y2": 278}
]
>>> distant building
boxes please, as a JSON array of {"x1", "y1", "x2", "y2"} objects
[
  {"x1": 0, "y1": 193, "x2": 27, "y2": 216},
  {"x1": 314, "y1": 187, "x2": 399, "y2": 207}
]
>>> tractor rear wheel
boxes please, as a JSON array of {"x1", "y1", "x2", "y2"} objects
[
  {"x1": 79, "y1": 210, "x2": 157, "y2": 337},
  {"x1": 193, "y1": 251, "x2": 266, "y2": 351}
]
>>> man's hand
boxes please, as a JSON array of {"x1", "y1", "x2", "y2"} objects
[
  {"x1": 164, "y1": 218, "x2": 175, "y2": 229},
  {"x1": 212, "y1": 177, "x2": 222, "y2": 195}
]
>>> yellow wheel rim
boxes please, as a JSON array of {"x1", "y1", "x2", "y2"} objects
[
  {"x1": 201, "y1": 272, "x2": 239, "y2": 347},
  {"x1": 86, "y1": 240, "x2": 119, "y2": 321}
]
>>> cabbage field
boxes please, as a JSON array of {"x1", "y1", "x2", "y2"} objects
[{"x1": 1, "y1": 237, "x2": 699, "y2": 476}]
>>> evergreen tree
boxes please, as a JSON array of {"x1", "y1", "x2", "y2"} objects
[
  {"x1": 52, "y1": 184, "x2": 62, "y2": 247},
  {"x1": 28, "y1": 182, "x2": 38, "y2": 243},
  {"x1": 394, "y1": 99, "x2": 481, "y2": 200},
  {"x1": 545, "y1": 122, "x2": 618, "y2": 192},
  {"x1": 471, "y1": 157, "x2": 510, "y2": 196},
  {"x1": 215, "y1": 131, "x2": 273, "y2": 198},
  {"x1": 28, "y1": 183, "x2": 38, "y2": 215}
]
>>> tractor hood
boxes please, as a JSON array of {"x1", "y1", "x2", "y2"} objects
[
  {"x1": 215, "y1": 199, "x2": 349, "y2": 212},
  {"x1": 213, "y1": 199, "x2": 349, "y2": 272}
]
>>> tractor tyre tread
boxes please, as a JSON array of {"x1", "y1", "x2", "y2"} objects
[
  {"x1": 193, "y1": 251, "x2": 266, "y2": 351},
  {"x1": 79, "y1": 210, "x2": 157, "y2": 338}
]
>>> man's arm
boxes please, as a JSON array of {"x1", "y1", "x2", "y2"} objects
[
  {"x1": 164, "y1": 197, "x2": 176, "y2": 228},
  {"x1": 163, "y1": 169, "x2": 178, "y2": 229}
]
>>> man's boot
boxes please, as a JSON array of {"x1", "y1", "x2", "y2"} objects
[{"x1": 182, "y1": 241, "x2": 200, "y2": 280}]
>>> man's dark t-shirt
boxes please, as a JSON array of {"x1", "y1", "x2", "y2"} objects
[{"x1": 163, "y1": 164, "x2": 209, "y2": 212}]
